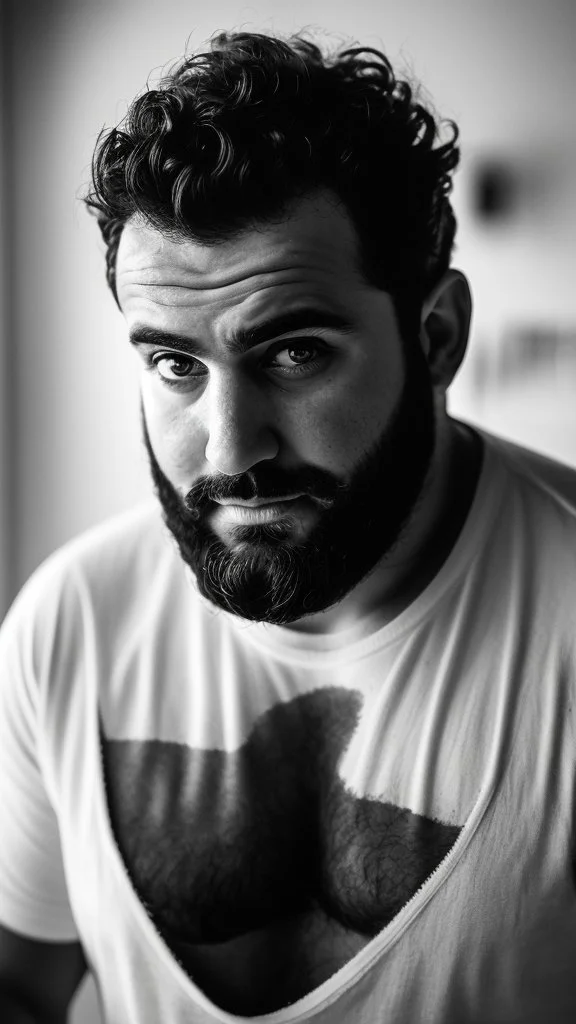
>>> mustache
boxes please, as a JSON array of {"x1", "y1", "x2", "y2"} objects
[{"x1": 183, "y1": 465, "x2": 344, "y2": 519}]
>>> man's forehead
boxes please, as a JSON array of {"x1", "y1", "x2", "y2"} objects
[
  {"x1": 115, "y1": 193, "x2": 364, "y2": 293},
  {"x1": 117, "y1": 221, "x2": 292, "y2": 289}
]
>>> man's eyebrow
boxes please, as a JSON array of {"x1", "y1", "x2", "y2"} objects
[{"x1": 128, "y1": 308, "x2": 355, "y2": 356}]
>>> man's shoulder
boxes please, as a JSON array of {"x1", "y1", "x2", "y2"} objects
[
  {"x1": 481, "y1": 428, "x2": 576, "y2": 520},
  {"x1": 5, "y1": 501, "x2": 176, "y2": 633},
  {"x1": 40, "y1": 500, "x2": 168, "y2": 581}
]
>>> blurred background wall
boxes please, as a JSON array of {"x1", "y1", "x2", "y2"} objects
[
  {"x1": 1, "y1": 2, "x2": 575, "y2": 1020},
  {"x1": 0, "y1": 0, "x2": 11, "y2": 621}
]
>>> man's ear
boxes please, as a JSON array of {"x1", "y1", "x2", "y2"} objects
[{"x1": 419, "y1": 269, "x2": 472, "y2": 390}]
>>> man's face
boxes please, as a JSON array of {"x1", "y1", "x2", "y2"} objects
[{"x1": 116, "y1": 192, "x2": 435, "y2": 624}]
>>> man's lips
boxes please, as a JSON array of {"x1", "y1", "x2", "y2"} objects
[
  {"x1": 213, "y1": 494, "x2": 304, "y2": 508},
  {"x1": 211, "y1": 496, "x2": 311, "y2": 526}
]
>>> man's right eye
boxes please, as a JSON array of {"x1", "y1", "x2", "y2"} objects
[{"x1": 151, "y1": 354, "x2": 206, "y2": 383}]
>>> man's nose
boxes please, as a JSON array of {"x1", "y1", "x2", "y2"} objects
[{"x1": 203, "y1": 374, "x2": 279, "y2": 476}]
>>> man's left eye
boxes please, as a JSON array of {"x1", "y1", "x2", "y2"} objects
[{"x1": 268, "y1": 342, "x2": 325, "y2": 372}]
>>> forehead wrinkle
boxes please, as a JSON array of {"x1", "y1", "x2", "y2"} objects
[
  {"x1": 120, "y1": 260, "x2": 347, "y2": 289},
  {"x1": 118, "y1": 263, "x2": 309, "y2": 292},
  {"x1": 120, "y1": 268, "x2": 354, "y2": 314},
  {"x1": 117, "y1": 212, "x2": 370, "y2": 322},
  {"x1": 119, "y1": 232, "x2": 363, "y2": 286}
]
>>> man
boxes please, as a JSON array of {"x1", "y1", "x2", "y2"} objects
[{"x1": 1, "y1": 29, "x2": 575, "y2": 1024}]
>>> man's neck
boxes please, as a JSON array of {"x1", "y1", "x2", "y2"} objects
[{"x1": 285, "y1": 418, "x2": 483, "y2": 637}]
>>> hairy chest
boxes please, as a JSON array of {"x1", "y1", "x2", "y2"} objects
[{"x1": 101, "y1": 687, "x2": 461, "y2": 947}]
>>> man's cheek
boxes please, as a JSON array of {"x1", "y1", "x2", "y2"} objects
[
  {"x1": 295, "y1": 414, "x2": 375, "y2": 477},
  {"x1": 143, "y1": 403, "x2": 205, "y2": 492}
]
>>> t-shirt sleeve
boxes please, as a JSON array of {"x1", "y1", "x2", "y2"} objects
[{"x1": 0, "y1": 569, "x2": 80, "y2": 941}]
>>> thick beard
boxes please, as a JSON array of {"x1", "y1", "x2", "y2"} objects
[{"x1": 143, "y1": 342, "x2": 435, "y2": 624}]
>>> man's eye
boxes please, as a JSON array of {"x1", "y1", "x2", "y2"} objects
[
  {"x1": 152, "y1": 354, "x2": 205, "y2": 382},
  {"x1": 268, "y1": 342, "x2": 326, "y2": 374}
]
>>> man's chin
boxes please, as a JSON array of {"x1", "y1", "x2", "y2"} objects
[
  {"x1": 214, "y1": 522, "x2": 302, "y2": 551},
  {"x1": 189, "y1": 530, "x2": 338, "y2": 624}
]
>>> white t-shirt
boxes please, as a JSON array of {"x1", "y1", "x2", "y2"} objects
[{"x1": 1, "y1": 429, "x2": 576, "y2": 1024}]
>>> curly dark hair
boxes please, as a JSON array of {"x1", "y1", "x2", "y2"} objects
[{"x1": 85, "y1": 31, "x2": 460, "y2": 334}]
